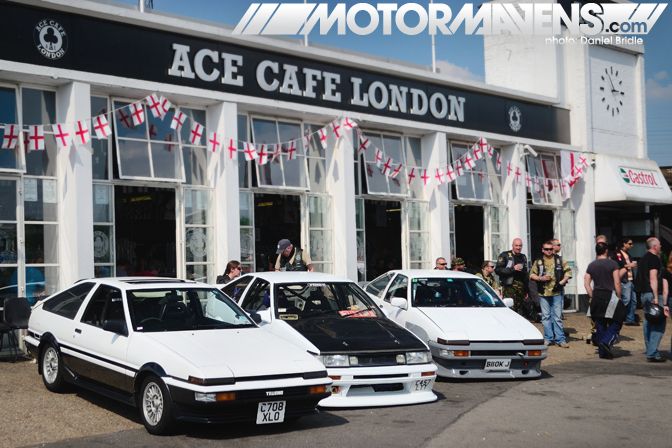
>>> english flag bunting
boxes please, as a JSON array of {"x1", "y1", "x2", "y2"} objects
[
  {"x1": 130, "y1": 102, "x2": 145, "y2": 126},
  {"x1": 507, "y1": 161, "x2": 514, "y2": 178},
  {"x1": 496, "y1": 153, "x2": 502, "y2": 171},
  {"x1": 420, "y1": 169, "x2": 432, "y2": 187},
  {"x1": 515, "y1": 167, "x2": 522, "y2": 183},
  {"x1": 358, "y1": 136, "x2": 370, "y2": 155},
  {"x1": 446, "y1": 164, "x2": 456, "y2": 182},
  {"x1": 534, "y1": 177, "x2": 541, "y2": 192},
  {"x1": 407, "y1": 167, "x2": 416, "y2": 185},
  {"x1": 116, "y1": 108, "x2": 133, "y2": 129},
  {"x1": 146, "y1": 94, "x2": 163, "y2": 119},
  {"x1": 257, "y1": 144, "x2": 269, "y2": 165},
  {"x1": 525, "y1": 172, "x2": 532, "y2": 188},
  {"x1": 464, "y1": 152, "x2": 475, "y2": 170},
  {"x1": 318, "y1": 127, "x2": 328, "y2": 149},
  {"x1": 27, "y1": 125, "x2": 45, "y2": 151},
  {"x1": 226, "y1": 139, "x2": 237, "y2": 160},
  {"x1": 302, "y1": 135, "x2": 310, "y2": 153},
  {"x1": 487, "y1": 144, "x2": 494, "y2": 159},
  {"x1": 381, "y1": 157, "x2": 393, "y2": 176},
  {"x1": 2, "y1": 125, "x2": 20, "y2": 149},
  {"x1": 208, "y1": 132, "x2": 221, "y2": 153},
  {"x1": 375, "y1": 148, "x2": 384, "y2": 167},
  {"x1": 244, "y1": 142, "x2": 258, "y2": 161},
  {"x1": 171, "y1": 109, "x2": 186, "y2": 133},
  {"x1": 159, "y1": 96, "x2": 171, "y2": 118},
  {"x1": 435, "y1": 167, "x2": 445, "y2": 185},
  {"x1": 454, "y1": 159, "x2": 463, "y2": 177},
  {"x1": 330, "y1": 120, "x2": 341, "y2": 138},
  {"x1": 390, "y1": 162, "x2": 403, "y2": 179},
  {"x1": 53, "y1": 124, "x2": 72, "y2": 149},
  {"x1": 269, "y1": 144, "x2": 281, "y2": 162},
  {"x1": 472, "y1": 143, "x2": 482, "y2": 161},
  {"x1": 284, "y1": 140, "x2": 298, "y2": 160},
  {"x1": 93, "y1": 114, "x2": 111, "y2": 138},
  {"x1": 189, "y1": 121, "x2": 203, "y2": 145},
  {"x1": 75, "y1": 120, "x2": 91, "y2": 145},
  {"x1": 342, "y1": 117, "x2": 357, "y2": 130}
]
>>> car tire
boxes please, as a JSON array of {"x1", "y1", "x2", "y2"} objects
[
  {"x1": 41, "y1": 344, "x2": 67, "y2": 392},
  {"x1": 139, "y1": 375, "x2": 175, "y2": 435}
]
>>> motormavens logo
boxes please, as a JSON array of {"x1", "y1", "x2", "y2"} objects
[{"x1": 620, "y1": 167, "x2": 661, "y2": 188}]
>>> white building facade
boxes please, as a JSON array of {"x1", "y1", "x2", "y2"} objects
[{"x1": 0, "y1": 0, "x2": 669, "y2": 315}]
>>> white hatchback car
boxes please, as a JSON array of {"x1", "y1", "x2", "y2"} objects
[
  {"x1": 220, "y1": 272, "x2": 437, "y2": 408},
  {"x1": 365, "y1": 270, "x2": 547, "y2": 379},
  {"x1": 25, "y1": 278, "x2": 331, "y2": 434}
]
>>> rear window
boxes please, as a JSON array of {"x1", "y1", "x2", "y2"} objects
[{"x1": 42, "y1": 283, "x2": 95, "y2": 319}]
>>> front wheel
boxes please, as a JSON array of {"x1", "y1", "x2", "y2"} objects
[
  {"x1": 41, "y1": 344, "x2": 67, "y2": 392},
  {"x1": 139, "y1": 375, "x2": 175, "y2": 435}
]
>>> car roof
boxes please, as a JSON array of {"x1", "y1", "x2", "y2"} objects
[
  {"x1": 238, "y1": 272, "x2": 353, "y2": 284},
  {"x1": 75, "y1": 277, "x2": 204, "y2": 290},
  {"x1": 383, "y1": 269, "x2": 479, "y2": 279}
]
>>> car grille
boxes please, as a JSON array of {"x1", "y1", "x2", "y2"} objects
[
  {"x1": 235, "y1": 386, "x2": 311, "y2": 401},
  {"x1": 351, "y1": 353, "x2": 404, "y2": 367}
]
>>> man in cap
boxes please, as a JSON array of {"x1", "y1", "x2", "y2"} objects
[
  {"x1": 451, "y1": 258, "x2": 466, "y2": 272},
  {"x1": 274, "y1": 239, "x2": 314, "y2": 272}
]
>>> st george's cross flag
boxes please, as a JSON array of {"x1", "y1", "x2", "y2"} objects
[
  {"x1": 207, "y1": 132, "x2": 221, "y2": 153},
  {"x1": 318, "y1": 127, "x2": 328, "y2": 149},
  {"x1": 455, "y1": 159, "x2": 464, "y2": 177},
  {"x1": 146, "y1": 94, "x2": 163, "y2": 119},
  {"x1": 1, "y1": 124, "x2": 20, "y2": 149},
  {"x1": 189, "y1": 121, "x2": 204, "y2": 145},
  {"x1": 244, "y1": 142, "x2": 258, "y2": 161},
  {"x1": 53, "y1": 124, "x2": 72, "y2": 149},
  {"x1": 171, "y1": 109, "x2": 186, "y2": 133},
  {"x1": 27, "y1": 125, "x2": 45, "y2": 151},
  {"x1": 445, "y1": 164, "x2": 456, "y2": 182},
  {"x1": 93, "y1": 114, "x2": 111, "y2": 138},
  {"x1": 129, "y1": 102, "x2": 145, "y2": 126},
  {"x1": 74, "y1": 120, "x2": 91, "y2": 145},
  {"x1": 256, "y1": 144, "x2": 269, "y2": 165},
  {"x1": 226, "y1": 139, "x2": 238, "y2": 160},
  {"x1": 159, "y1": 96, "x2": 172, "y2": 118}
]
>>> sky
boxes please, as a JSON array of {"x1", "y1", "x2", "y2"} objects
[{"x1": 119, "y1": 0, "x2": 672, "y2": 166}]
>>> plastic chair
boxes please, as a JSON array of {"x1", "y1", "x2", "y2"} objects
[{"x1": 1, "y1": 297, "x2": 31, "y2": 362}]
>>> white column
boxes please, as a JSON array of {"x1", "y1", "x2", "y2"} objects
[
  {"x1": 501, "y1": 143, "x2": 528, "y2": 257},
  {"x1": 207, "y1": 102, "x2": 240, "y2": 275},
  {"x1": 426, "y1": 132, "x2": 451, "y2": 262},
  {"x1": 328, "y1": 126, "x2": 357, "y2": 280},
  {"x1": 56, "y1": 82, "x2": 93, "y2": 286},
  {"x1": 572, "y1": 163, "x2": 595, "y2": 295}
]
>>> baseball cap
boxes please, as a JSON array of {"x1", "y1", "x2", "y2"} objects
[
  {"x1": 276, "y1": 239, "x2": 292, "y2": 254},
  {"x1": 451, "y1": 258, "x2": 465, "y2": 266}
]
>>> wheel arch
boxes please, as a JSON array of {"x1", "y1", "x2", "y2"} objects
[
  {"x1": 133, "y1": 363, "x2": 169, "y2": 407},
  {"x1": 37, "y1": 332, "x2": 60, "y2": 375}
]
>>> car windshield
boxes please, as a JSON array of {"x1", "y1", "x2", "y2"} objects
[
  {"x1": 275, "y1": 282, "x2": 382, "y2": 320},
  {"x1": 127, "y1": 288, "x2": 255, "y2": 332},
  {"x1": 411, "y1": 278, "x2": 504, "y2": 308}
]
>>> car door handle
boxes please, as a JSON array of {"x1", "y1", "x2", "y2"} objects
[{"x1": 75, "y1": 328, "x2": 82, "y2": 334}]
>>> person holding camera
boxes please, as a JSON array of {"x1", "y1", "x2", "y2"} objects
[{"x1": 530, "y1": 241, "x2": 572, "y2": 347}]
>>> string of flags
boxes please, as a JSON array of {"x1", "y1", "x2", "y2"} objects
[{"x1": 0, "y1": 91, "x2": 587, "y2": 199}]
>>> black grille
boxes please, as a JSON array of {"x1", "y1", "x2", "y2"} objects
[
  {"x1": 352, "y1": 353, "x2": 403, "y2": 367},
  {"x1": 235, "y1": 386, "x2": 311, "y2": 401},
  {"x1": 353, "y1": 374, "x2": 409, "y2": 380}
]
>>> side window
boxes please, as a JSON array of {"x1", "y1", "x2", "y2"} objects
[
  {"x1": 241, "y1": 280, "x2": 271, "y2": 312},
  {"x1": 384, "y1": 275, "x2": 408, "y2": 302},
  {"x1": 365, "y1": 273, "x2": 392, "y2": 298},
  {"x1": 42, "y1": 283, "x2": 95, "y2": 319},
  {"x1": 81, "y1": 285, "x2": 123, "y2": 327},
  {"x1": 221, "y1": 276, "x2": 253, "y2": 303}
]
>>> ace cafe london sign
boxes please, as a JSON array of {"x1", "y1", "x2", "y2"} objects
[{"x1": 620, "y1": 167, "x2": 662, "y2": 188}]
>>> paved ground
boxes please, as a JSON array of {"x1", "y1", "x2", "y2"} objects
[{"x1": 2, "y1": 312, "x2": 670, "y2": 448}]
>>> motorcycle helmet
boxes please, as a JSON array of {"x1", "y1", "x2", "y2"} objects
[{"x1": 644, "y1": 303, "x2": 666, "y2": 324}]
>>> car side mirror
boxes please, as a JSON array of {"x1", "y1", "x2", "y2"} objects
[
  {"x1": 390, "y1": 297, "x2": 408, "y2": 310},
  {"x1": 503, "y1": 298, "x2": 514, "y2": 308},
  {"x1": 249, "y1": 313, "x2": 262, "y2": 324},
  {"x1": 102, "y1": 319, "x2": 128, "y2": 337}
]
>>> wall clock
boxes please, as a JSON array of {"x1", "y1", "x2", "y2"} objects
[{"x1": 599, "y1": 66, "x2": 624, "y2": 116}]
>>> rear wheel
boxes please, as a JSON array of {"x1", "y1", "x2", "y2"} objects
[
  {"x1": 139, "y1": 375, "x2": 174, "y2": 435},
  {"x1": 41, "y1": 344, "x2": 66, "y2": 392}
]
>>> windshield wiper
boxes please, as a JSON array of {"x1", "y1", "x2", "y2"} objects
[{"x1": 343, "y1": 308, "x2": 377, "y2": 318}]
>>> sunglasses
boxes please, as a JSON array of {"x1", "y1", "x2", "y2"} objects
[
  {"x1": 543, "y1": 248, "x2": 554, "y2": 251},
  {"x1": 487, "y1": 265, "x2": 495, "y2": 268},
  {"x1": 627, "y1": 242, "x2": 633, "y2": 246},
  {"x1": 233, "y1": 266, "x2": 242, "y2": 271},
  {"x1": 438, "y1": 263, "x2": 447, "y2": 266}
]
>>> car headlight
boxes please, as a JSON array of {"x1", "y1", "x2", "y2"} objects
[
  {"x1": 322, "y1": 354, "x2": 350, "y2": 367},
  {"x1": 405, "y1": 351, "x2": 430, "y2": 364}
]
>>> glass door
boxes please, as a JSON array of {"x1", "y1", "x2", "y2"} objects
[
  {"x1": 406, "y1": 201, "x2": 430, "y2": 269},
  {"x1": 554, "y1": 209, "x2": 577, "y2": 310},
  {"x1": 182, "y1": 187, "x2": 214, "y2": 283},
  {"x1": 0, "y1": 178, "x2": 22, "y2": 300}
]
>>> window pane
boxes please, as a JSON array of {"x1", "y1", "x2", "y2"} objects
[
  {"x1": 310, "y1": 229, "x2": 332, "y2": 262},
  {"x1": 410, "y1": 232, "x2": 428, "y2": 262},
  {"x1": 0, "y1": 224, "x2": 18, "y2": 264},
  {"x1": 0, "y1": 265, "x2": 18, "y2": 298},
  {"x1": 363, "y1": 135, "x2": 383, "y2": 162},
  {"x1": 183, "y1": 146, "x2": 207, "y2": 185},
  {"x1": 186, "y1": 264, "x2": 210, "y2": 283},
  {"x1": 92, "y1": 184, "x2": 113, "y2": 222},
  {"x1": 388, "y1": 166, "x2": 407, "y2": 195},
  {"x1": 0, "y1": 87, "x2": 21, "y2": 170},
  {"x1": 406, "y1": 137, "x2": 422, "y2": 166},
  {"x1": 409, "y1": 202, "x2": 428, "y2": 231},
  {"x1": 22, "y1": 89, "x2": 56, "y2": 125},
  {"x1": 25, "y1": 223, "x2": 58, "y2": 264},
  {"x1": 252, "y1": 119, "x2": 277, "y2": 144},
  {"x1": 383, "y1": 135, "x2": 402, "y2": 161},
  {"x1": 113, "y1": 102, "x2": 146, "y2": 139},
  {"x1": 365, "y1": 162, "x2": 389, "y2": 193},
  {"x1": 179, "y1": 108, "x2": 206, "y2": 146},
  {"x1": 148, "y1": 108, "x2": 174, "y2": 142},
  {"x1": 185, "y1": 189, "x2": 211, "y2": 225},
  {"x1": 28, "y1": 265, "x2": 59, "y2": 304},
  {"x1": 277, "y1": 122, "x2": 301, "y2": 148},
  {"x1": 239, "y1": 192, "x2": 253, "y2": 226},
  {"x1": 151, "y1": 143, "x2": 182, "y2": 179},
  {"x1": 257, "y1": 159, "x2": 284, "y2": 186},
  {"x1": 24, "y1": 178, "x2": 58, "y2": 222},
  {"x1": 93, "y1": 225, "x2": 113, "y2": 263},
  {"x1": 0, "y1": 180, "x2": 17, "y2": 221},
  {"x1": 473, "y1": 171, "x2": 492, "y2": 200},
  {"x1": 282, "y1": 156, "x2": 307, "y2": 188},
  {"x1": 186, "y1": 228, "x2": 212, "y2": 263},
  {"x1": 240, "y1": 228, "x2": 254, "y2": 265},
  {"x1": 25, "y1": 134, "x2": 57, "y2": 176},
  {"x1": 91, "y1": 138, "x2": 109, "y2": 180},
  {"x1": 117, "y1": 139, "x2": 150, "y2": 177},
  {"x1": 307, "y1": 124, "x2": 326, "y2": 158},
  {"x1": 94, "y1": 265, "x2": 112, "y2": 278},
  {"x1": 309, "y1": 196, "x2": 331, "y2": 228},
  {"x1": 308, "y1": 157, "x2": 327, "y2": 193}
]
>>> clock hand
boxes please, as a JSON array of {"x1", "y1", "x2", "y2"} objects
[{"x1": 607, "y1": 74, "x2": 617, "y2": 92}]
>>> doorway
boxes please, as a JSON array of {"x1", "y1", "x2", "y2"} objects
[
  {"x1": 364, "y1": 200, "x2": 402, "y2": 281},
  {"x1": 453, "y1": 204, "x2": 484, "y2": 272},
  {"x1": 528, "y1": 208, "x2": 554, "y2": 263},
  {"x1": 114, "y1": 186, "x2": 177, "y2": 277},
  {"x1": 254, "y1": 193, "x2": 302, "y2": 271}
]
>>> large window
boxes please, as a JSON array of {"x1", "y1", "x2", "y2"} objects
[
  {"x1": 450, "y1": 142, "x2": 501, "y2": 202},
  {"x1": 360, "y1": 132, "x2": 408, "y2": 196},
  {"x1": 0, "y1": 86, "x2": 23, "y2": 172},
  {"x1": 308, "y1": 195, "x2": 332, "y2": 273},
  {"x1": 305, "y1": 124, "x2": 328, "y2": 194},
  {"x1": 527, "y1": 154, "x2": 563, "y2": 206},
  {"x1": 184, "y1": 188, "x2": 214, "y2": 283},
  {"x1": 406, "y1": 137, "x2": 423, "y2": 200},
  {"x1": 251, "y1": 117, "x2": 308, "y2": 190},
  {"x1": 179, "y1": 108, "x2": 208, "y2": 186}
]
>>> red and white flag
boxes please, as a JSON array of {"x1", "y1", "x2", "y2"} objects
[
  {"x1": 165, "y1": 133, "x2": 176, "y2": 152},
  {"x1": 244, "y1": 142, "x2": 258, "y2": 161},
  {"x1": 472, "y1": 143, "x2": 482, "y2": 161},
  {"x1": 552, "y1": 179, "x2": 559, "y2": 192},
  {"x1": 579, "y1": 154, "x2": 589, "y2": 168},
  {"x1": 515, "y1": 166, "x2": 522, "y2": 183},
  {"x1": 574, "y1": 165, "x2": 584, "y2": 178},
  {"x1": 434, "y1": 167, "x2": 445, "y2": 185},
  {"x1": 256, "y1": 144, "x2": 269, "y2": 165},
  {"x1": 159, "y1": 96, "x2": 172, "y2": 118},
  {"x1": 226, "y1": 139, "x2": 238, "y2": 160},
  {"x1": 356, "y1": 127, "x2": 364, "y2": 140},
  {"x1": 27, "y1": 125, "x2": 45, "y2": 151},
  {"x1": 445, "y1": 164, "x2": 456, "y2": 182},
  {"x1": 1, "y1": 124, "x2": 20, "y2": 149},
  {"x1": 390, "y1": 162, "x2": 403, "y2": 179},
  {"x1": 477, "y1": 137, "x2": 489, "y2": 159},
  {"x1": 464, "y1": 152, "x2": 475, "y2": 170},
  {"x1": 358, "y1": 136, "x2": 370, "y2": 155},
  {"x1": 375, "y1": 148, "x2": 384, "y2": 167},
  {"x1": 506, "y1": 161, "x2": 514, "y2": 178},
  {"x1": 208, "y1": 132, "x2": 221, "y2": 153},
  {"x1": 342, "y1": 117, "x2": 357, "y2": 130},
  {"x1": 381, "y1": 157, "x2": 393, "y2": 176},
  {"x1": 284, "y1": 140, "x2": 298, "y2": 160},
  {"x1": 171, "y1": 109, "x2": 186, "y2": 133},
  {"x1": 146, "y1": 94, "x2": 163, "y2": 119},
  {"x1": 331, "y1": 120, "x2": 341, "y2": 138},
  {"x1": 75, "y1": 120, "x2": 91, "y2": 145},
  {"x1": 455, "y1": 159, "x2": 464, "y2": 177},
  {"x1": 148, "y1": 124, "x2": 159, "y2": 140},
  {"x1": 407, "y1": 167, "x2": 417, "y2": 185},
  {"x1": 130, "y1": 102, "x2": 145, "y2": 126},
  {"x1": 420, "y1": 168, "x2": 432, "y2": 187},
  {"x1": 525, "y1": 171, "x2": 532, "y2": 188},
  {"x1": 561, "y1": 179, "x2": 570, "y2": 200},
  {"x1": 116, "y1": 108, "x2": 133, "y2": 129},
  {"x1": 53, "y1": 124, "x2": 72, "y2": 149},
  {"x1": 269, "y1": 143, "x2": 281, "y2": 163},
  {"x1": 495, "y1": 152, "x2": 502, "y2": 171},
  {"x1": 318, "y1": 127, "x2": 328, "y2": 149},
  {"x1": 93, "y1": 114, "x2": 111, "y2": 138},
  {"x1": 302, "y1": 135, "x2": 310, "y2": 153},
  {"x1": 487, "y1": 144, "x2": 495, "y2": 159},
  {"x1": 189, "y1": 121, "x2": 203, "y2": 145}
]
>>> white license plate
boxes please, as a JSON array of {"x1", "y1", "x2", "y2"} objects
[
  {"x1": 256, "y1": 401, "x2": 286, "y2": 424},
  {"x1": 412, "y1": 379, "x2": 433, "y2": 391},
  {"x1": 484, "y1": 359, "x2": 511, "y2": 371}
]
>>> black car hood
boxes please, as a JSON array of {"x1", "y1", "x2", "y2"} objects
[{"x1": 285, "y1": 317, "x2": 427, "y2": 353}]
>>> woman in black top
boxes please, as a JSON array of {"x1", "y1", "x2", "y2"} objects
[{"x1": 217, "y1": 260, "x2": 243, "y2": 284}]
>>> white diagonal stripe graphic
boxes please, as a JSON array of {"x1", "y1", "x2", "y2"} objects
[
  {"x1": 262, "y1": 4, "x2": 316, "y2": 34},
  {"x1": 243, "y1": 3, "x2": 279, "y2": 35},
  {"x1": 232, "y1": 3, "x2": 260, "y2": 35}
]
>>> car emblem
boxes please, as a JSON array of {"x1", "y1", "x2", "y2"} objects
[{"x1": 266, "y1": 390, "x2": 283, "y2": 396}]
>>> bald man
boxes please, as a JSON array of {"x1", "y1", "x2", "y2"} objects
[{"x1": 495, "y1": 238, "x2": 529, "y2": 315}]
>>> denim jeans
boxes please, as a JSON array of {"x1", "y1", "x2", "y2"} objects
[
  {"x1": 539, "y1": 294, "x2": 566, "y2": 344},
  {"x1": 641, "y1": 292, "x2": 666, "y2": 358},
  {"x1": 595, "y1": 318, "x2": 622, "y2": 358},
  {"x1": 621, "y1": 281, "x2": 636, "y2": 324}
]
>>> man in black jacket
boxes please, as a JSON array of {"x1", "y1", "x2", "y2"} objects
[{"x1": 495, "y1": 238, "x2": 529, "y2": 315}]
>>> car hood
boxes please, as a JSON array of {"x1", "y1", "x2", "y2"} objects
[
  {"x1": 418, "y1": 307, "x2": 543, "y2": 341},
  {"x1": 285, "y1": 317, "x2": 427, "y2": 353},
  {"x1": 144, "y1": 328, "x2": 323, "y2": 377}
]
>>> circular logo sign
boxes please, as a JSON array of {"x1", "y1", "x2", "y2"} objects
[
  {"x1": 187, "y1": 229, "x2": 207, "y2": 258},
  {"x1": 508, "y1": 106, "x2": 522, "y2": 132},
  {"x1": 34, "y1": 19, "x2": 68, "y2": 60},
  {"x1": 93, "y1": 230, "x2": 110, "y2": 260}
]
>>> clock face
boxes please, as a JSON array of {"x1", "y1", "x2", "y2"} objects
[{"x1": 599, "y1": 66, "x2": 625, "y2": 116}]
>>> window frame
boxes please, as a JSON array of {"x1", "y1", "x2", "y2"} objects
[
  {"x1": 449, "y1": 140, "x2": 501, "y2": 204},
  {"x1": 359, "y1": 130, "x2": 409, "y2": 198},
  {"x1": 0, "y1": 83, "x2": 26, "y2": 174}
]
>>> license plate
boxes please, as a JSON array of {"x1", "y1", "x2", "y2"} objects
[
  {"x1": 484, "y1": 359, "x2": 511, "y2": 371},
  {"x1": 412, "y1": 379, "x2": 433, "y2": 391},
  {"x1": 256, "y1": 401, "x2": 286, "y2": 424}
]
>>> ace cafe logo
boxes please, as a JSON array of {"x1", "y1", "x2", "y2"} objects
[
  {"x1": 34, "y1": 19, "x2": 68, "y2": 59},
  {"x1": 620, "y1": 167, "x2": 661, "y2": 188}
]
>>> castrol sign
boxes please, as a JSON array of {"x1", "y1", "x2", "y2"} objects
[{"x1": 620, "y1": 167, "x2": 662, "y2": 188}]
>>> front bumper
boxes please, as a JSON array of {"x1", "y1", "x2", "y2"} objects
[
  {"x1": 319, "y1": 364, "x2": 437, "y2": 408},
  {"x1": 428, "y1": 341, "x2": 547, "y2": 379}
]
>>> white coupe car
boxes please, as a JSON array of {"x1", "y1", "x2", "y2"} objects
[
  {"x1": 365, "y1": 270, "x2": 547, "y2": 379},
  {"x1": 220, "y1": 272, "x2": 437, "y2": 408},
  {"x1": 25, "y1": 278, "x2": 331, "y2": 434}
]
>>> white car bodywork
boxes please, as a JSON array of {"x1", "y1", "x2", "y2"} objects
[
  {"x1": 25, "y1": 278, "x2": 331, "y2": 432},
  {"x1": 220, "y1": 272, "x2": 438, "y2": 408},
  {"x1": 366, "y1": 270, "x2": 547, "y2": 379}
]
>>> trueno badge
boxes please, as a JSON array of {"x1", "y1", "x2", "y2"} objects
[
  {"x1": 34, "y1": 19, "x2": 68, "y2": 60},
  {"x1": 508, "y1": 106, "x2": 522, "y2": 132}
]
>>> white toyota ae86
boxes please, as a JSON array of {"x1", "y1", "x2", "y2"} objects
[
  {"x1": 220, "y1": 272, "x2": 437, "y2": 408},
  {"x1": 365, "y1": 270, "x2": 547, "y2": 379},
  {"x1": 24, "y1": 278, "x2": 331, "y2": 434}
]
